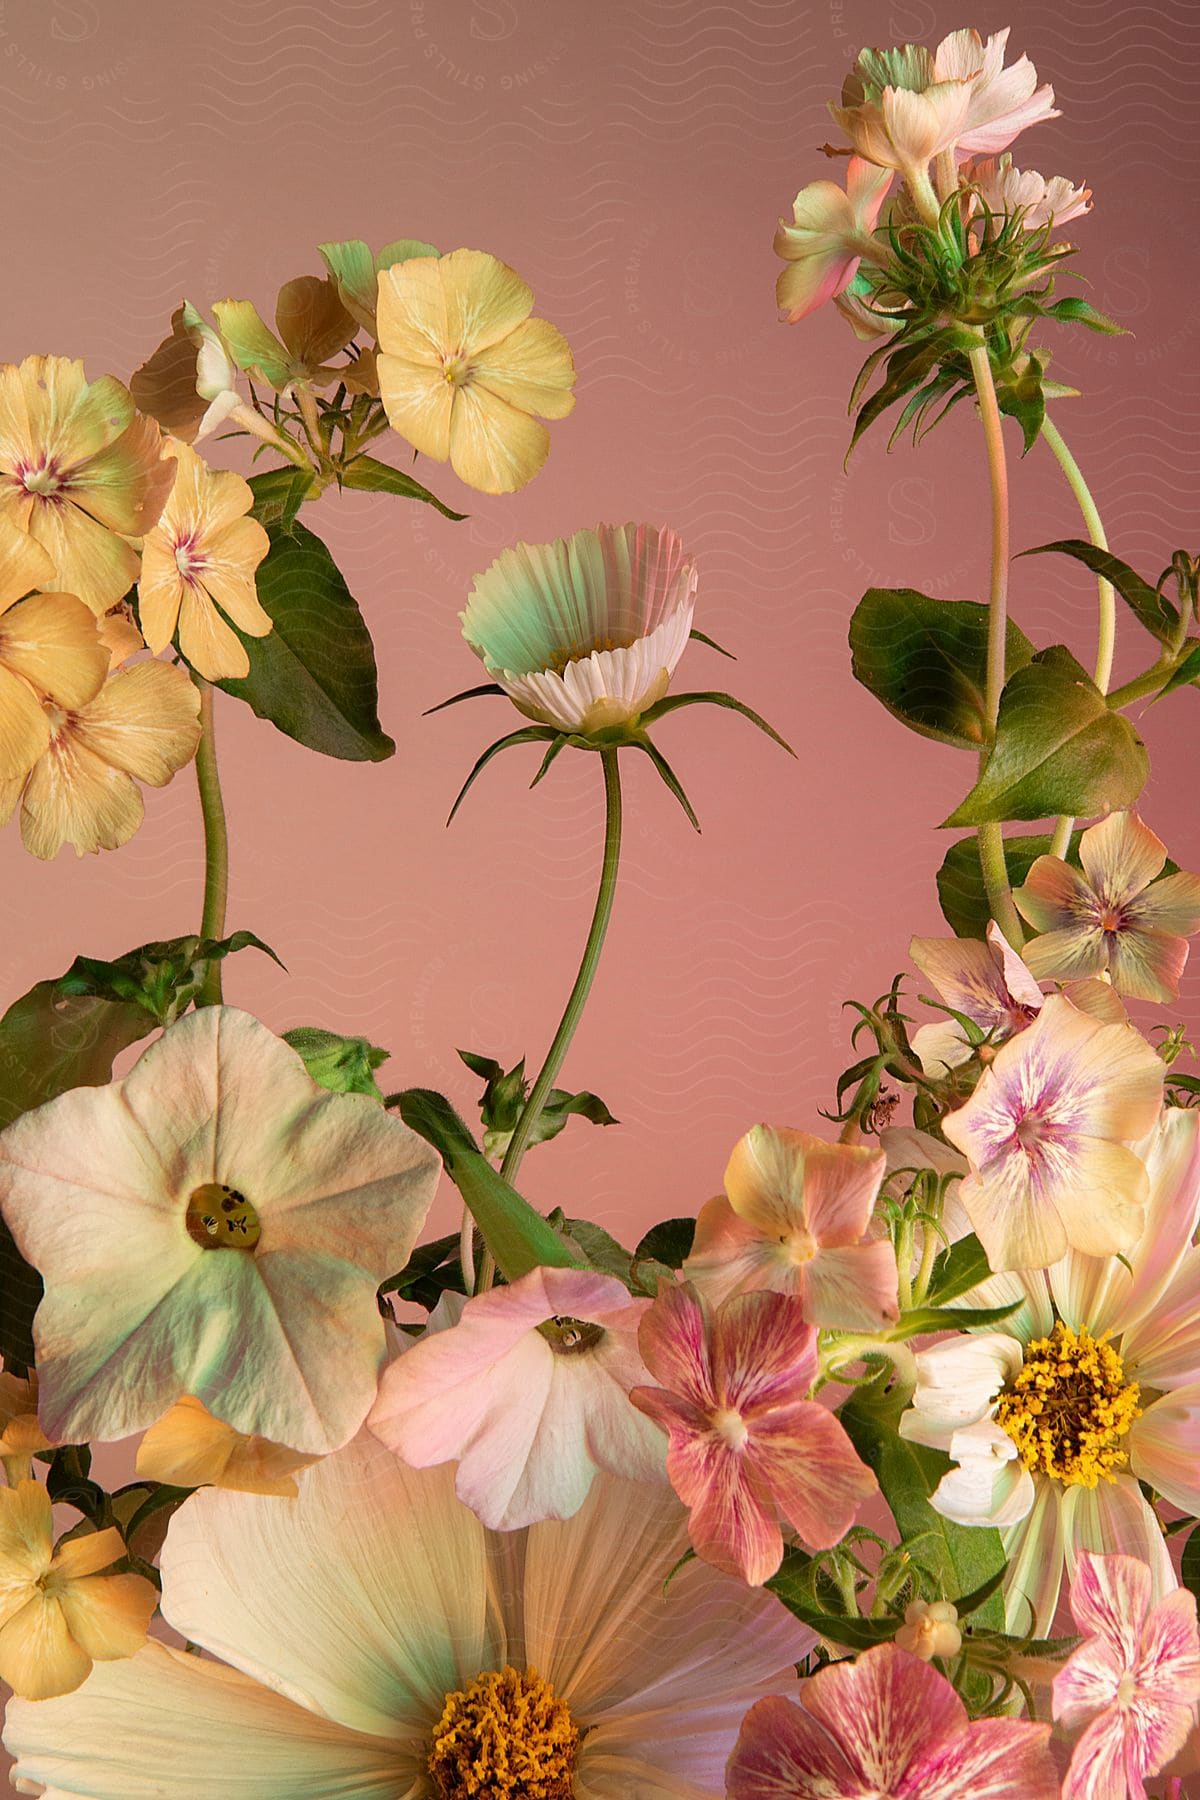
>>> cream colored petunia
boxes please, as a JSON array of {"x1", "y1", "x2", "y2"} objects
[
  {"x1": 0, "y1": 658, "x2": 202, "y2": 859},
  {"x1": 0, "y1": 1480, "x2": 156, "y2": 1701},
  {"x1": 136, "y1": 441, "x2": 272, "y2": 682},
  {"x1": 0, "y1": 355, "x2": 175, "y2": 614},
  {"x1": 377, "y1": 248, "x2": 576, "y2": 494},
  {"x1": 136, "y1": 1397, "x2": 321, "y2": 1499},
  {"x1": 0, "y1": 514, "x2": 110, "y2": 781}
]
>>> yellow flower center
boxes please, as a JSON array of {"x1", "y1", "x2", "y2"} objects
[
  {"x1": 712, "y1": 1406, "x2": 749, "y2": 1451},
  {"x1": 443, "y1": 355, "x2": 472, "y2": 389},
  {"x1": 994, "y1": 1322, "x2": 1140, "y2": 1488},
  {"x1": 185, "y1": 1183, "x2": 262, "y2": 1250},
  {"x1": 428, "y1": 1665, "x2": 579, "y2": 1800}
]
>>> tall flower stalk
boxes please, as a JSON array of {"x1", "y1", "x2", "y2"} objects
[{"x1": 192, "y1": 676, "x2": 230, "y2": 1006}]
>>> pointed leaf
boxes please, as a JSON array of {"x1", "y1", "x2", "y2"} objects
[
  {"x1": 927, "y1": 1233, "x2": 992, "y2": 1306},
  {"x1": 850, "y1": 589, "x2": 1034, "y2": 749},
  {"x1": 634, "y1": 1218, "x2": 696, "y2": 1269},
  {"x1": 248, "y1": 466, "x2": 313, "y2": 529},
  {"x1": 767, "y1": 1550, "x2": 900, "y2": 1648},
  {"x1": 890, "y1": 1298, "x2": 1022, "y2": 1338},
  {"x1": 944, "y1": 646, "x2": 1149, "y2": 826},
  {"x1": 633, "y1": 738, "x2": 701, "y2": 831},
  {"x1": 1152, "y1": 641, "x2": 1200, "y2": 702},
  {"x1": 1020, "y1": 540, "x2": 1180, "y2": 645},
  {"x1": 339, "y1": 454, "x2": 466, "y2": 520},
  {"x1": 641, "y1": 691, "x2": 795, "y2": 755},
  {"x1": 447, "y1": 726, "x2": 559, "y2": 824},
  {"x1": 689, "y1": 628, "x2": 736, "y2": 660}
]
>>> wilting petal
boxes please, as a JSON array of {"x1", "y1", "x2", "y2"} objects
[{"x1": 931, "y1": 1419, "x2": 1035, "y2": 1529}]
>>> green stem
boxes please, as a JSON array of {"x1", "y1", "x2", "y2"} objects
[
  {"x1": 1039, "y1": 416, "x2": 1116, "y2": 859},
  {"x1": 193, "y1": 676, "x2": 230, "y2": 1006},
  {"x1": 498, "y1": 749, "x2": 624, "y2": 1192},
  {"x1": 967, "y1": 341, "x2": 1025, "y2": 949},
  {"x1": 1107, "y1": 660, "x2": 1173, "y2": 710}
]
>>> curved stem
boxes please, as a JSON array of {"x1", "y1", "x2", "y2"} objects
[
  {"x1": 497, "y1": 748, "x2": 624, "y2": 1190},
  {"x1": 1040, "y1": 415, "x2": 1116, "y2": 859},
  {"x1": 193, "y1": 676, "x2": 230, "y2": 1006},
  {"x1": 967, "y1": 342, "x2": 1025, "y2": 949}
]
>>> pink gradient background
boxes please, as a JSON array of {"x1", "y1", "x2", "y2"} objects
[{"x1": 1, "y1": 0, "x2": 1199, "y2": 1769}]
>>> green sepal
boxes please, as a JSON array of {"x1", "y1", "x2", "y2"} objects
[
  {"x1": 936, "y1": 830, "x2": 1082, "y2": 938},
  {"x1": 447, "y1": 726, "x2": 560, "y2": 824},
  {"x1": 1151, "y1": 641, "x2": 1200, "y2": 702},
  {"x1": 248, "y1": 466, "x2": 313, "y2": 529},
  {"x1": 424, "y1": 683, "x2": 507, "y2": 716},
  {"x1": 1041, "y1": 296, "x2": 1124, "y2": 336},
  {"x1": 529, "y1": 736, "x2": 571, "y2": 789},
  {"x1": 389, "y1": 1088, "x2": 586, "y2": 1282},
  {"x1": 339, "y1": 454, "x2": 466, "y2": 520},
  {"x1": 641, "y1": 689, "x2": 795, "y2": 756},
  {"x1": 631, "y1": 737, "x2": 701, "y2": 832},
  {"x1": 849, "y1": 588, "x2": 1034, "y2": 750},
  {"x1": 1019, "y1": 540, "x2": 1180, "y2": 646},
  {"x1": 283, "y1": 1027, "x2": 390, "y2": 1100},
  {"x1": 943, "y1": 646, "x2": 1149, "y2": 826},
  {"x1": 688, "y1": 627, "x2": 736, "y2": 660},
  {"x1": 995, "y1": 353, "x2": 1046, "y2": 453}
]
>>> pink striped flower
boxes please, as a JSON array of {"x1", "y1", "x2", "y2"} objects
[
  {"x1": 728, "y1": 1642, "x2": 1059, "y2": 1800},
  {"x1": 630, "y1": 1282, "x2": 876, "y2": 1585},
  {"x1": 1054, "y1": 1551, "x2": 1200, "y2": 1800}
]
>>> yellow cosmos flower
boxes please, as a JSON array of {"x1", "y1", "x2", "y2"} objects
[
  {"x1": 0, "y1": 355, "x2": 175, "y2": 614},
  {"x1": 137, "y1": 442, "x2": 272, "y2": 682},
  {"x1": 0, "y1": 1480, "x2": 156, "y2": 1701},
  {"x1": 0, "y1": 658, "x2": 202, "y2": 859},
  {"x1": 0, "y1": 514, "x2": 110, "y2": 782},
  {"x1": 377, "y1": 248, "x2": 575, "y2": 494},
  {"x1": 136, "y1": 1397, "x2": 321, "y2": 1499}
]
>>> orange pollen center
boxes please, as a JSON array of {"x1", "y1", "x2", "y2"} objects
[{"x1": 428, "y1": 1665, "x2": 579, "y2": 1799}]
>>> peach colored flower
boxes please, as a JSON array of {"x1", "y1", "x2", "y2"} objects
[
  {"x1": 1016, "y1": 811, "x2": 1200, "y2": 1005},
  {"x1": 940, "y1": 994, "x2": 1164, "y2": 1269},
  {"x1": 135, "y1": 1396, "x2": 322, "y2": 1499},
  {"x1": 462, "y1": 521, "x2": 697, "y2": 734},
  {"x1": 137, "y1": 441, "x2": 272, "y2": 681},
  {"x1": 830, "y1": 81, "x2": 974, "y2": 186},
  {"x1": 368, "y1": 1266, "x2": 664, "y2": 1530},
  {"x1": 684, "y1": 1124, "x2": 899, "y2": 1329},
  {"x1": 631, "y1": 1282, "x2": 876, "y2": 1585},
  {"x1": 0, "y1": 355, "x2": 175, "y2": 614},
  {"x1": 377, "y1": 248, "x2": 575, "y2": 494},
  {"x1": 0, "y1": 657, "x2": 201, "y2": 859},
  {"x1": 728, "y1": 1643, "x2": 1058, "y2": 1800},
  {"x1": 0, "y1": 1480, "x2": 156, "y2": 1701},
  {"x1": 4, "y1": 1437, "x2": 812, "y2": 1796},
  {"x1": 934, "y1": 27, "x2": 1059, "y2": 157},
  {"x1": 774, "y1": 157, "x2": 893, "y2": 323},
  {"x1": 1054, "y1": 1551, "x2": 1200, "y2": 1800},
  {"x1": 965, "y1": 152, "x2": 1091, "y2": 228},
  {"x1": 0, "y1": 513, "x2": 109, "y2": 782},
  {"x1": 0, "y1": 1006, "x2": 441, "y2": 1454},
  {"x1": 0, "y1": 1371, "x2": 54, "y2": 1484}
]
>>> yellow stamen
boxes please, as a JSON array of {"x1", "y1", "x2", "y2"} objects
[
  {"x1": 428, "y1": 1665, "x2": 579, "y2": 1799},
  {"x1": 995, "y1": 1321, "x2": 1140, "y2": 1488}
]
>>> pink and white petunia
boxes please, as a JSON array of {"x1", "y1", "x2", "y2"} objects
[
  {"x1": 631, "y1": 1281, "x2": 876, "y2": 1585},
  {"x1": 1016, "y1": 811, "x2": 1200, "y2": 1005},
  {"x1": 774, "y1": 157, "x2": 892, "y2": 323},
  {"x1": 461, "y1": 521, "x2": 697, "y2": 735},
  {"x1": 0, "y1": 1006, "x2": 441, "y2": 1455},
  {"x1": 4, "y1": 1434, "x2": 814, "y2": 1798},
  {"x1": 727, "y1": 1642, "x2": 1059, "y2": 1800},
  {"x1": 934, "y1": 26, "x2": 1059, "y2": 157},
  {"x1": 903, "y1": 1107, "x2": 1200, "y2": 1634},
  {"x1": 965, "y1": 152, "x2": 1092, "y2": 229},
  {"x1": 941, "y1": 992, "x2": 1164, "y2": 1269},
  {"x1": 367, "y1": 1264, "x2": 665, "y2": 1530},
  {"x1": 684, "y1": 1124, "x2": 898, "y2": 1327},
  {"x1": 910, "y1": 918, "x2": 1044, "y2": 1079},
  {"x1": 1054, "y1": 1551, "x2": 1200, "y2": 1800}
]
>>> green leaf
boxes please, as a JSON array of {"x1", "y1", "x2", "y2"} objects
[
  {"x1": 390, "y1": 1089, "x2": 585, "y2": 1282},
  {"x1": 927, "y1": 1233, "x2": 992, "y2": 1306},
  {"x1": 936, "y1": 830, "x2": 1082, "y2": 938},
  {"x1": 339, "y1": 454, "x2": 466, "y2": 521},
  {"x1": 548, "y1": 1214, "x2": 636, "y2": 1286},
  {"x1": 56, "y1": 932, "x2": 281, "y2": 1027},
  {"x1": 378, "y1": 1232, "x2": 466, "y2": 1310},
  {"x1": 217, "y1": 517, "x2": 394, "y2": 762},
  {"x1": 1019, "y1": 541, "x2": 1180, "y2": 646},
  {"x1": 849, "y1": 589, "x2": 1034, "y2": 750},
  {"x1": 1181, "y1": 1523, "x2": 1200, "y2": 1602},
  {"x1": 1041, "y1": 296, "x2": 1124, "y2": 336},
  {"x1": 995, "y1": 353, "x2": 1046, "y2": 455},
  {"x1": 767, "y1": 1548, "x2": 899, "y2": 1649},
  {"x1": 943, "y1": 646, "x2": 1149, "y2": 827},
  {"x1": 248, "y1": 466, "x2": 313, "y2": 529},
  {"x1": 1152, "y1": 641, "x2": 1200, "y2": 702},
  {"x1": 283, "y1": 1027, "x2": 389, "y2": 1100},
  {"x1": 633, "y1": 1217, "x2": 696, "y2": 1269},
  {"x1": 840, "y1": 1387, "x2": 1007, "y2": 1628},
  {"x1": 890, "y1": 1299, "x2": 1022, "y2": 1338}
]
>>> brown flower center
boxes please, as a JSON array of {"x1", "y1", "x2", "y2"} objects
[
  {"x1": 185, "y1": 1183, "x2": 261, "y2": 1250},
  {"x1": 536, "y1": 1316, "x2": 605, "y2": 1357},
  {"x1": 428, "y1": 1665, "x2": 579, "y2": 1799}
]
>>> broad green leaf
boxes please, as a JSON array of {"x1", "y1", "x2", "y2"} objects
[
  {"x1": 217, "y1": 517, "x2": 394, "y2": 762},
  {"x1": 849, "y1": 589, "x2": 1034, "y2": 749},
  {"x1": 1020, "y1": 541, "x2": 1179, "y2": 646},
  {"x1": 1182, "y1": 1523, "x2": 1200, "y2": 1602},
  {"x1": 633, "y1": 1217, "x2": 696, "y2": 1269},
  {"x1": 378, "y1": 1232, "x2": 466, "y2": 1310},
  {"x1": 547, "y1": 1213, "x2": 635, "y2": 1287},
  {"x1": 339, "y1": 454, "x2": 466, "y2": 521},
  {"x1": 936, "y1": 830, "x2": 1082, "y2": 938},
  {"x1": 56, "y1": 932, "x2": 280, "y2": 1027},
  {"x1": 944, "y1": 646, "x2": 1149, "y2": 827},
  {"x1": 840, "y1": 1386, "x2": 1007, "y2": 1628},
  {"x1": 391, "y1": 1089, "x2": 585, "y2": 1282},
  {"x1": 283, "y1": 1027, "x2": 388, "y2": 1100},
  {"x1": 926, "y1": 1233, "x2": 992, "y2": 1306},
  {"x1": 248, "y1": 466, "x2": 313, "y2": 529}
]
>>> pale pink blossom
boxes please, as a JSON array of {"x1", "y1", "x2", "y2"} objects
[
  {"x1": 631, "y1": 1282, "x2": 876, "y2": 1585},
  {"x1": 367, "y1": 1264, "x2": 665, "y2": 1530},
  {"x1": 727, "y1": 1642, "x2": 1059, "y2": 1800},
  {"x1": 774, "y1": 157, "x2": 892, "y2": 323},
  {"x1": 934, "y1": 26, "x2": 1059, "y2": 156},
  {"x1": 910, "y1": 917, "x2": 1044, "y2": 1079},
  {"x1": 830, "y1": 82, "x2": 974, "y2": 186},
  {"x1": 941, "y1": 993, "x2": 1164, "y2": 1269},
  {"x1": 1016, "y1": 811, "x2": 1200, "y2": 1005},
  {"x1": 683, "y1": 1124, "x2": 898, "y2": 1328},
  {"x1": 1054, "y1": 1551, "x2": 1200, "y2": 1800},
  {"x1": 965, "y1": 152, "x2": 1091, "y2": 228}
]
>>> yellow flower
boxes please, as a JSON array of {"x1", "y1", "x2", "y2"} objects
[
  {"x1": 377, "y1": 248, "x2": 575, "y2": 494},
  {"x1": 0, "y1": 1372, "x2": 54, "y2": 1485},
  {"x1": 136, "y1": 1396, "x2": 321, "y2": 1499},
  {"x1": 0, "y1": 355, "x2": 175, "y2": 614},
  {"x1": 0, "y1": 658, "x2": 202, "y2": 859},
  {"x1": 136, "y1": 442, "x2": 272, "y2": 681},
  {"x1": 0, "y1": 1480, "x2": 156, "y2": 1700},
  {"x1": 0, "y1": 514, "x2": 110, "y2": 781}
]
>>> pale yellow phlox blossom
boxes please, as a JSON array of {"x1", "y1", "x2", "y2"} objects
[
  {"x1": 137, "y1": 441, "x2": 272, "y2": 682},
  {"x1": 0, "y1": 513, "x2": 110, "y2": 782},
  {"x1": 136, "y1": 1397, "x2": 322, "y2": 1499},
  {"x1": 377, "y1": 248, "x2": 576, "y2": 495},
  {"x1": 0, "y1": 1480, "x2": 157, "y2": 1700}
]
